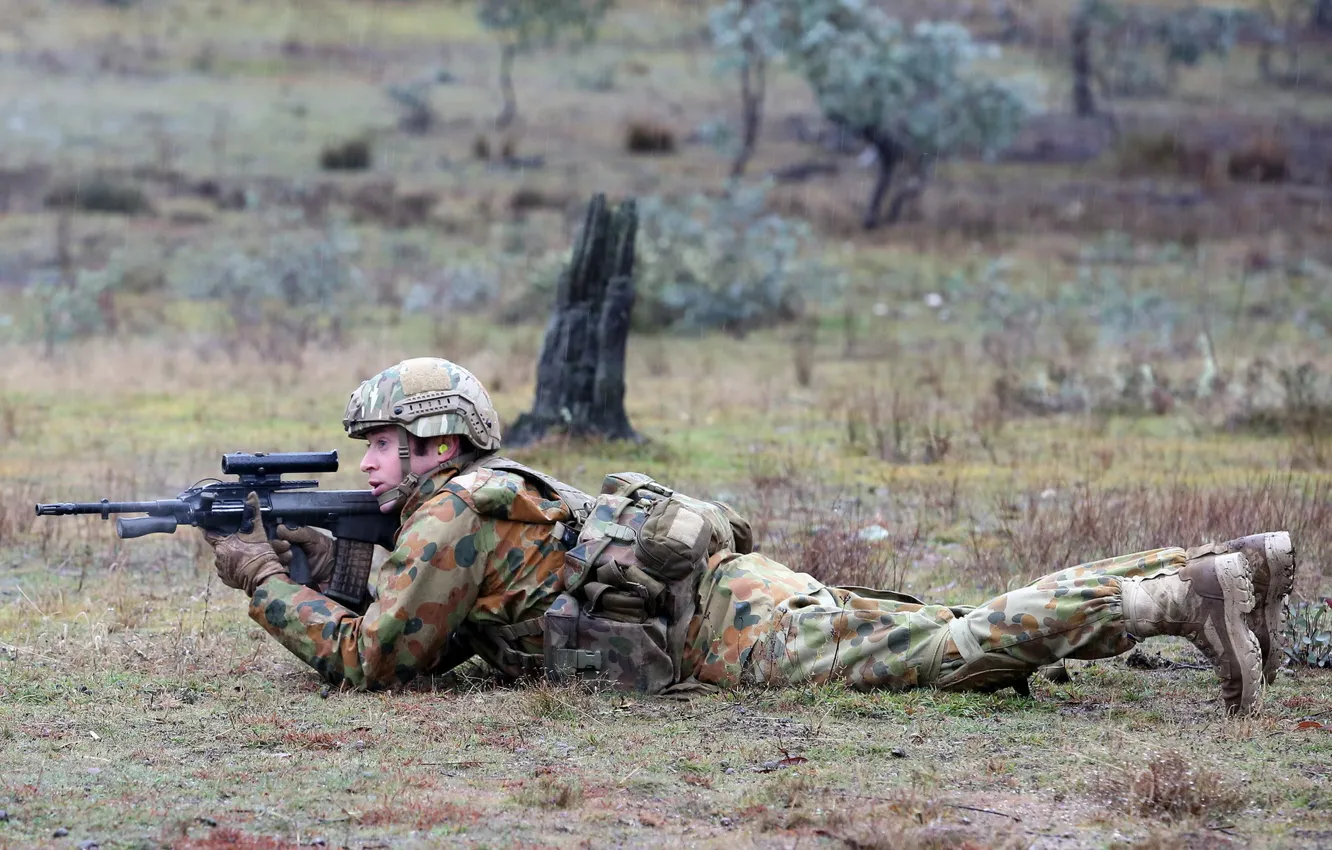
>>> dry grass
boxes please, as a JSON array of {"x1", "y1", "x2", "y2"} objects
[
  {"x1": 1108, "y1": 750, "x2": 1249, "y2": 820},
  {"x1": 512, "y1": 771, "x2": 586, "y2": 809},
  {"x1": 357, "y1": 795, "x2": 484, "y2": 829},
  {"x1": 964, "y1": 475, "x2": 1332, "y2": 596}
]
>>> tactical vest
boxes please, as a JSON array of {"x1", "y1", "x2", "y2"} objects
[{"x1": 460, "y1": 456, "x2": 751, "y2": 695}]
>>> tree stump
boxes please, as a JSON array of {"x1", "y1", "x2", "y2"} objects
[
  {"x1": 1070, "y1": 4, "x2": 1096, "y2": 118},
  {"x1": 505, "y1": 193, "x2": 640, "y2": 447}
]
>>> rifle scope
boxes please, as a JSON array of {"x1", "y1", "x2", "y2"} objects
[{"x1": 220, "y1": 451, "x2": 339, "y2": 476}]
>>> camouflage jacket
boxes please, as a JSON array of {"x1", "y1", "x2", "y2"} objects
[{"x1": 248, "y1": 462, "x2": 572, "y2": 689}]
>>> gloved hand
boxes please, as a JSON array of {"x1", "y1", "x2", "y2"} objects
[
  {"x1": 270, "y1": 525, "x2": 336, "y2": 585},
  {"x1": 202, "y1": 492, "x2": 287, "y2": 595}
]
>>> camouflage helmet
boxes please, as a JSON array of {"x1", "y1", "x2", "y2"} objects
[{"x1": 343, "y1": 358, "x2": 501, "y2": 451}]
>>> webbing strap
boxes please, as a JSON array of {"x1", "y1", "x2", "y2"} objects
[
  {"x1": 948, "y1": 616, "x2": 985, "y2": 663},
  {"x1": 477, "y1": 456, "x2": 594, "y2": 521},
  {"x1": 469, "y1": 618, "x2": 546, "y2": 677},
  {"x1": 485, "y1": 619, "x2": 545, "y2": 643},
  {"x1": 499, "y1": 646, "x2": 543, "y2": 674}
]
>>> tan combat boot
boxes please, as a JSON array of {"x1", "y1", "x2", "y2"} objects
[
  {"x1": 1206, "y1": 532, "x2": 1296, "y2": 685},
  {"x1": 1121, "y1": 551, "x2": 1263, "y2": 715}
]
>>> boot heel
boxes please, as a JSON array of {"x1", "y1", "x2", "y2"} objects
[{"x1": 1213, "y1": 552, "x2": 1263, "y2": 714}]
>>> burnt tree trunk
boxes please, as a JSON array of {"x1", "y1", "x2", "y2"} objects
[
  {"x1": 506, "y1": 194, "x2": 640, "y2": 447},
  {"x1": 1315, "y1": 0, "x2": 1332, "y2": 32},
  {"x1": 1071, "y1": 5, "x2": 1097, "y2": 117}
]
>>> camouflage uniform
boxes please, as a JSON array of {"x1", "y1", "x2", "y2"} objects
[
  {"x1": 683, "y1": 547, "x2": 1186, "y2": 692},
  {"x1": 250, "y1": 453, "x2": 1185, "y2": 692},
  {"x1": 211, "y1": 358, "x2": 1285, "y2": 714},
  {"x1": 249, "y1": 357, "x2": 577, "y2": 689},
  {"x1": 237, "y1": 357, "x2": 1236, "y2": 697},
  {"x1": 250, "y1": 464, "x2": 571, "y2": 689}
]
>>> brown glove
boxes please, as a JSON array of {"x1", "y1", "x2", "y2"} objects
[
  {"x1": 270, "y1": 525, "x2": 336, "y2": 585},
  {"x1": 202, "y1": 492, "x2": 287, "y2": 596}
]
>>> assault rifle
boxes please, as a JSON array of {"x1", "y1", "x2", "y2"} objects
[{"x1": 34, "y1": 451, "x2": 398, "y2": 610}]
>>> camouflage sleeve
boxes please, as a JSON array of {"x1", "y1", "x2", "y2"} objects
[{"x1": 248, "y1": 488, "x2": 485, "y2": 690}]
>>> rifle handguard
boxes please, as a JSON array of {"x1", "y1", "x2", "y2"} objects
[
  {"x1": 327, "y1": 538, "x2": 376, "y2": 610},
  {"x1": 117, "y1": 516, "x2": 179, "y2": 538}
]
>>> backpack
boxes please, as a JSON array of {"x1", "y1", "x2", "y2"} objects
[{"x1": 463, "y1": 457, "x2": 751, "y2": 695}]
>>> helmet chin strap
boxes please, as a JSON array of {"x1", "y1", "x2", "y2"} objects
[
  {"x1": 374, "y1": 427, "x2": 476, "y2": 511},
  {"x1": 372, "y1": 425, "x2": 415, "y2": 510}
]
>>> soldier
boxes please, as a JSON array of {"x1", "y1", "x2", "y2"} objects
[{"x1": 204, "y1": 358, "x2": 1297, "y2": 715}]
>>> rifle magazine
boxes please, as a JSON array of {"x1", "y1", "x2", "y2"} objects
[{"x1": 328, "y1": 538, "x2": 376, "y2": 611}]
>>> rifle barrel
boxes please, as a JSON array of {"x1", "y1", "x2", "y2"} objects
[{"x1": 34, "y1": 500, "x2": 184, "y2": 518}]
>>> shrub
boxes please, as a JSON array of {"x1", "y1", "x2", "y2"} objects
[
  {"x1": 43, "y1": 177, "x2": 152, "y2": 215},
  {"x1": 171, "y1": 220, "x2": 366, "y2": 363},
  {"x1": 513, "y1": 773, "x2": 584, "y2": 808},
  {"x1": 1283, "y1": 600, "x2": 1332, "y2": 669},
  {"x1": 1079, "y1": 0, "x2": 1239, "y2": 99},
  {"x1": 573, "y1": 62, "x2": 616, "y2": 92},
  {"x1": 472, "y1": 134, "x2": 492, "y2": 161},
  {"x1": 1221, "y1": 360, "x2": 1332, "y2": 439},
  {"x1": 624, "y1": 119, "x2": 677, "y2": 155},
  {"x1": 477, "y1": 0, "x2": 613, "y2": 128},
  {"x1": 753, "y1": 7, "x2": 1028, "y2": 228},
  {"x1": 384, "y1": 78, "x2": 438, "y2": 134},
  {"x1": 508, "y1": 186, "x2": 567, "y2": 214},
  {"x1": 24, "y1": 268, "x2": 116, "y2": 355},
  {"x1": 770, "y1": 506, "x2": 926, "y2": 592},
  {"x1": 632, "y1": 181, "x2": 845, "y2": 335},
  {"x1": 318, "y1": 137, "x2": 372, "y2": 171},
  {"x1": 401, "y1": 263, "x2": 500, "y2": 316},
  {"x1": 1114, "y1": 132, "x2": 1213, "y2": 180},
  {"x1": 844, "y1": 381, "x2": 958, "y2": 465},
  {"x1": 1227, "y1": 136, "x2": 1289, "y2": 183},
  {"x1": 348, "y1": 181, "x2": 437, "y2": 228}
]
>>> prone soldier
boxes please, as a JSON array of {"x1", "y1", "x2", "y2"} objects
[{"x1": 205, "y1": 358, "x2": 1297, "y2": 714}]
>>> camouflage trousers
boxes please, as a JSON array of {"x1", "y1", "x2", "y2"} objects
[{"x1": 681, "y1": 546, "x2": 1188, "y2": 692}]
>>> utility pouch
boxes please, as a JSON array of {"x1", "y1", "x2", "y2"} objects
[
  {"x1": 541, "y1": 470, "x2": 728, "y2": 694},
  {"x1": 542, "y1": 592, "x2": 675, "y2": 693}
]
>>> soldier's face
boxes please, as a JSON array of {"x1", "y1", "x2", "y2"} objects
[{"x1": 359, "y1": 427, "x2": 454, "y2": 508}]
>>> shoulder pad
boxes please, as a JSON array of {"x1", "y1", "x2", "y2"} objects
[{"x1": 446, "y1": 467, "x2": 525, "y2": 517}]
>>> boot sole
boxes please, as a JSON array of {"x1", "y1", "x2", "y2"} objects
[
  {"x1": 1213, "y1": 552, "x2": 1263, "y2": 715},
  {"x1": 1251, "y1": 532, "x2": 1295, "y2": 685}
]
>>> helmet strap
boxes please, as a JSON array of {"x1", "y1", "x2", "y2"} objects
[
  {"x1": 375, "y1": 429, "x2": 482, "y2": 511},
  {"x1": 374, "y1": 425, "x2": 418, "y2": 510}
]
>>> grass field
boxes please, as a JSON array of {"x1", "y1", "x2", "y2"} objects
[{"x1": 3, "y1": 0, "x2": 1332, "y2": 847}]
